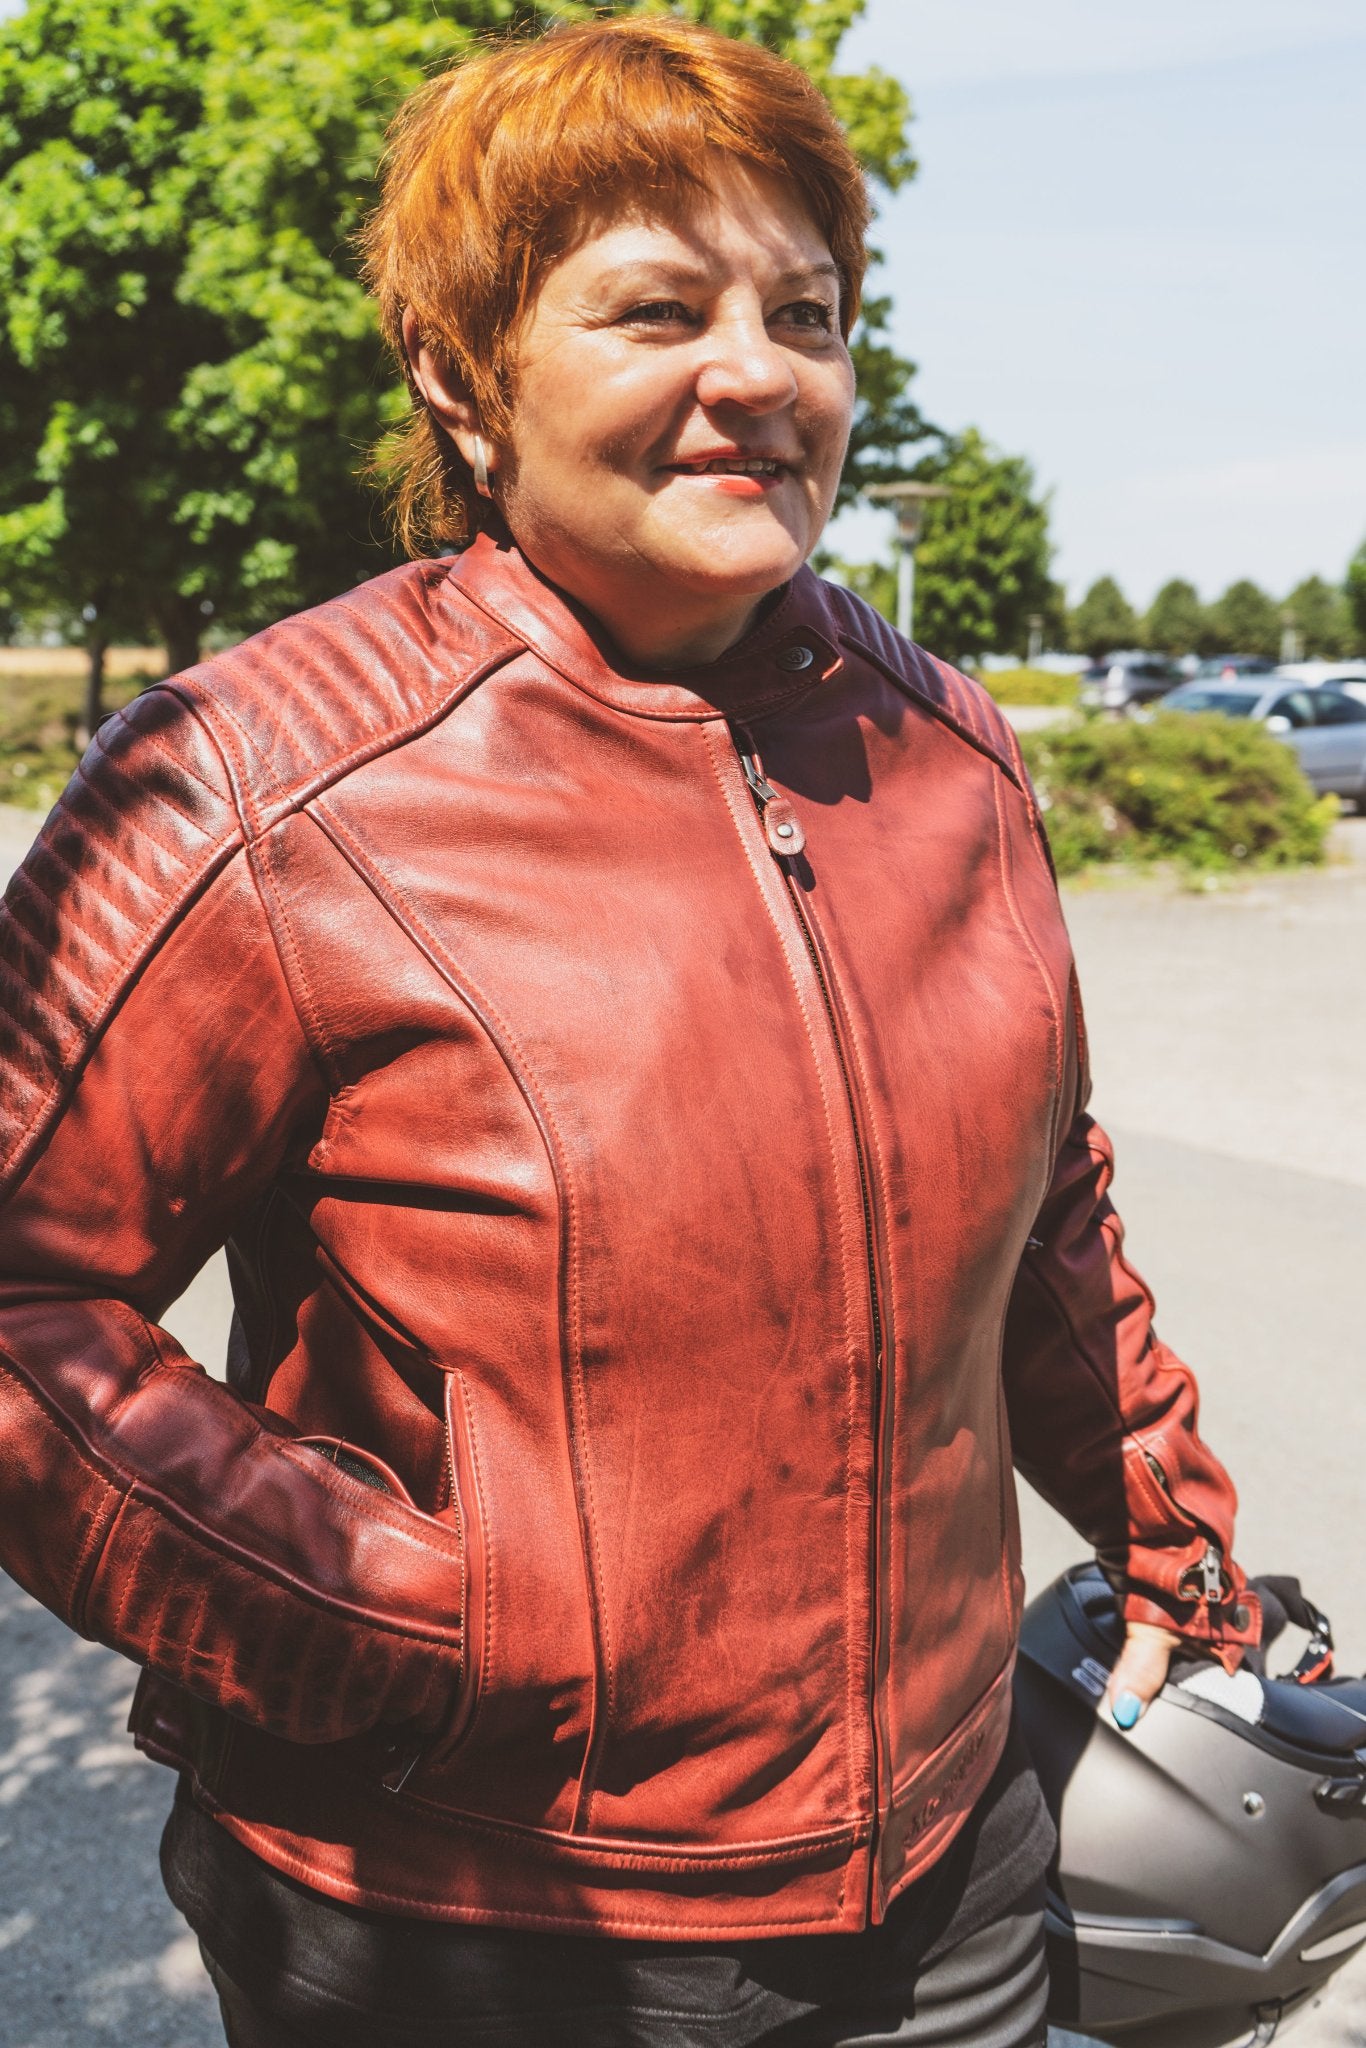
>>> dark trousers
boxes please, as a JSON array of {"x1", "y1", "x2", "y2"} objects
[{"x1": 199, "y1": 1880, "x2": 1049, "y2": 2048}]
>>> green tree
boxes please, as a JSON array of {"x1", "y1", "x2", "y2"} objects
[
  {"x1": 823, "y1": 433, "x2": 1058, "y2": 660},
  {"x1": 892, "y1": 428, "x2": 1054, "y2": 663},
  {"x1": 0, "y1": 0, "x2": 457, "y2": 691},
  {"x1": 819, "y1": 553, "x2": 895, "y2": 620},
  {"x1": 0, "y1": 0, "x2": 923, "y2": 719},
  {"x1": 1143, "y1": 578, "x2": 1206, "y2": 656},
  {"x1": 838, "y1": 266, "x2": 934, "y2": 511},
  {"x1": 1070, "y1": 576, "x2": 1138, "y2": 660},
  {"x1": 1282, "y1": 574, "x2": 1354, "y2": 659},
  {"x1": 1347, "y1": 539, "x2": 1366, "y2": 652},
  {"x1": 1209, "y1": 579, "x2": 1281, "y2": 661}
]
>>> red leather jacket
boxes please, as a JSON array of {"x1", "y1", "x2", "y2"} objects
[{"x1": 0, "y1": 537, "x2": 1256, "y2": 1936}]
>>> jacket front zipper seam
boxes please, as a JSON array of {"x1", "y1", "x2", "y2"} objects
[
  {"x1": 729, "y1": 726, "x2": 890, "y2": 1917},
  {"x1": 779, "y1": 877, "x2": 891, "y2": 1923}
]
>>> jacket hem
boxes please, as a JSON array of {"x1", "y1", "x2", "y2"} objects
[{"x1": 134, "y1": 1667, "x2": 1016, "y2": 1938}]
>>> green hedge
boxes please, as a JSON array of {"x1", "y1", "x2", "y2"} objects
[
  {"x1": 1020, "y1": 711, "x2": 1336, "y2": 877},
  {"x1": 976, "y1": 666, "x2": 1081, "y2": 708}
]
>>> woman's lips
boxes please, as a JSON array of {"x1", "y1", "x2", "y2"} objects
[{"x1": 663, "y1": 458, "x2": 791, "y2": 497}]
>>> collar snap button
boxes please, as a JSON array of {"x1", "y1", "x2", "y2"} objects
[{"x1": 776, "y1": 644, "x2": 815, "y2": 672}]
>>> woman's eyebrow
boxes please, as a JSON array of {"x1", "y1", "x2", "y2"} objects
[
  {"x1": 590, "y1": 257, "x2": 841, "y2": 302},
  {"x1": 772, "y1": 261, "x2": 840, "y2": 289},
  {"x1": 597, "y1": 260, "x2": 713, "y2": 294}
]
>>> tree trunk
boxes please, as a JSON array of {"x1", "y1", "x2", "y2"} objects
[
  {"x1": 76, "y1": 631, "x2": 109, "y2": 751},
  {"x1": 154, "y1": 595, "x2": 203, "y2": 678}
]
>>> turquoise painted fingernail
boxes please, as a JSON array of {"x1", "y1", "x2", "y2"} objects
[{"x1": 1113, "y1": 1690, "x2": 1141, "y2": 1730}]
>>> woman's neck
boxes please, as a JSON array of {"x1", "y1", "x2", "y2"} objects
[{"x1": 510, "y1": 537, "x2": 783, "y2": 673}]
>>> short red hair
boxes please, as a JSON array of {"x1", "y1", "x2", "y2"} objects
[{"x1": 362, "y1": 17, "x2": 870, "y2": 555}]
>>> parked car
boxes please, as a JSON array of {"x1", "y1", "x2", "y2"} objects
[
  {"x1": 1160, "y1": 679, "x2": 1366, "y2": 808},
  {"x1": 1190, "y1": 654, "x2": 1277, "y2": 681},
  {"x1": 1275, "y1": 660, "x2": 1366, "y2": 708},
  {"x1": 1078, "y1": 651, "x2": 1183, "y2": 711}
]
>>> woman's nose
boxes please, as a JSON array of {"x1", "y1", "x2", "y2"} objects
[{"x1": 693, "y1": 313, "x2": 799, "y2": 415}]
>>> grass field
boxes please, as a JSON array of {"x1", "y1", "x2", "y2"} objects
[{"x1": 0, "y1": 648, "x2": 165, "y2": 810}]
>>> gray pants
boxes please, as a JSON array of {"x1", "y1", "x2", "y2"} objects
[{"x1": 202, "y1": 1881, "x2": 1049, "y2": 2048}]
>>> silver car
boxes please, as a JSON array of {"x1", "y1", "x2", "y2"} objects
[
  {"x1": 1160, "y1": 679, "x2": 1366, "y2": 809},
  {"x1": 1274, "y1": 660, "x2": 1366, "y2": 708}
]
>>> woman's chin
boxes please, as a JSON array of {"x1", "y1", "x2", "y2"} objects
[{"x1": 642, "y1": 520, "x2": 812, "y2": 600}]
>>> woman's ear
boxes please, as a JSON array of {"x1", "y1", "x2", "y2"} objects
[{"x1": 400, "y1": 309, "x2": 489, "y2": 478}]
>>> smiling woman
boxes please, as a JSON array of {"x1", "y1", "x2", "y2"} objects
[
  {"x1": 364, "y1": 20, "x2": 866, "y2": 667},
  {"x1": 402, "y1": 167, "x2": 855, "y2": 666},
  {"x1": 0, "y1": 16, "x2": 1260, "y2": 2048}
]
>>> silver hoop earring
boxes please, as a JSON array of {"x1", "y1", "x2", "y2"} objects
[{"x1": 472, "y1": 434, "x2": 493, "y2": 499}]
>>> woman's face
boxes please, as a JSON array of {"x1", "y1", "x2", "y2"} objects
[{"x1": 482, "y1": 162, "x2": 856, "y2": 666}]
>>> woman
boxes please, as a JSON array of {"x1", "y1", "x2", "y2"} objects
[{"x1": 0, "y1": 19, "x2": 1258, "y2": 2047}]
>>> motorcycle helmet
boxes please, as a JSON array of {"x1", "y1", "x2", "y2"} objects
[{"x1": 1015, "y1": 1563, "x2": 1366, "y2": 2047}]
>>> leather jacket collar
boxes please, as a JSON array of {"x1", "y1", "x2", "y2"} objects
[{"x1": 448, "y1": 531, "x2": 844, "y2": 722}]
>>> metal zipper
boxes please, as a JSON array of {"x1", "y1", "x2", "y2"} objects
[
  {"x1": 381, "y1": 1389, "x2": 472, "y2": 1796},
  {"x1": 1142, "y1": 1448, "x2": 1226, "y2": 1608},
  {"x1": 731, "y1": 726, "x2": 889, "y2": 1910}
]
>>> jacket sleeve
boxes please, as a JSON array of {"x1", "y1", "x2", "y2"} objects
[
  {"x1": 0, "y1": 689, "x2": 464, "y2": 1745},
  {"x1": 1001, "y1": 985, "x2": 1260, "y2": 1669}
]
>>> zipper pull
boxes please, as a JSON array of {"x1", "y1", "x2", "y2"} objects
[
  {"x1": 738, "y1": 749, "x2": 806, "y2": 857},
  {"x1": 379, "y1": 1735, "x2": 426, "y2": 1793},
  {"x1": 1200, "y1": 1542, "x2": 1224, "y2": 1605}
]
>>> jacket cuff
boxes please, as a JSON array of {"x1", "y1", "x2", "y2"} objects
[{"x1": 1121, "y1": 1576, "x2": 1262, "y2": 1674}]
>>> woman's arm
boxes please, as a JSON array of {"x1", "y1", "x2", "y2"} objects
[
  {"x1": 0, "y1": 691, "x2": 464, "y2": 1745},
  {"x1": 1002, "y1": 1100, "x2": 1261, "y2": 1677}
]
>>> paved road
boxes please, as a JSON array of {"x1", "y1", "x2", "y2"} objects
[{"x1": 0, "y1": 800, "x2": 1362, "y2": 2046}]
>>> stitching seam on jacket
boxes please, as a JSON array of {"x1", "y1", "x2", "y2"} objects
[
  {"x1": 174, "y1": 617, "x2": 520, "y2": 825},
  {"x1": 304, "y1": 798, "x2": 613, "y2": 1826},
  {"x1": 448, "y1": 578, "x2": 824, "y2": 723},
  {"x1": 101, "y1": 1486, "x2": 463, "y2": 1645},
  {"x1": 0, "y1": 770, "x2": 242, "y2": 1199},
  {"x1": 213, "y1": 1817, "x2": 858, "y2": 1933},
  {"x1": 785, "y1": 887, "x2": 893, "y2": 1846},
  {"x1": 175, "y1": 700, "x2": 340, "y2": 1092},
  {"x1": 700, "y1": 721, "x2": 864, "y2": 1864},
  {"x1": 990, "y1": 773, "x2": 1066, "y2": 1191},
  {"x1": 349, "y1": 1785, "x2": 865, "y2": 1863},
  {"x1": 836, "y1": 631, "x2": 1025, "y2": 790}
]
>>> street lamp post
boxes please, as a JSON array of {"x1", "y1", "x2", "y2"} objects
[{"x1": 866, "y1": 481, "x2": 951, "y2": 641}]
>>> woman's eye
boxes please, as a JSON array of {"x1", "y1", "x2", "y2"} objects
[
  {"x1": 780, "y1": 299, "x2": 836, "y2": 333},
  {"x1": 621, "y1": 301, "x2": 697, "y2": 328}
]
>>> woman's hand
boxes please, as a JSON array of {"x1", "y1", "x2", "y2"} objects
[{"x1": 1108, "y1": 1620, "x2": 1182, "y2": 1729}]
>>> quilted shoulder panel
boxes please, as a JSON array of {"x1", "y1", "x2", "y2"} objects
[
  {"x1": 820, "y1": 581, "x2": 1025, "y2": 787},
  {"x1": 0, "y1": 563, "x2": 521, "y2": 1196},
  {"x1": 173, "y1": 560, "x2": 522, "y2": 827},
  {"x1": 0, "y1": 688, "x2": 242, "y2": 1192}
]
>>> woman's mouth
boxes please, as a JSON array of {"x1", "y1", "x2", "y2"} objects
[{"x1": 665, "y1": 456, "x2": 790, "y2": 495}]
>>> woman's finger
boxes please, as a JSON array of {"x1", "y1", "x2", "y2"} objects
[{"x1": 1108, "y1": 1621, "x2": 1181, "y2": 1729}]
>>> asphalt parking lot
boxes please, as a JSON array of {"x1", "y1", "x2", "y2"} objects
[{"x1": 0, "y1": 800, "x2": 1362, "y2": 2047}]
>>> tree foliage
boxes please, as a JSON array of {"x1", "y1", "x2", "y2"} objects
[
  {"x1": 897, "y1": 428, "x2": 1054, "y2": 663},
  {"x1": 1070, "y1": 576, "x2": 1138, "y2": 660},
  {"x1": 0, "y1": 0, "x2": 463, "y2": 672},
  {"x1": 1209, "y1": 578, "x2": 1281, "y2": 662},
  {"x1": 1283, "y1": 574, "x2": 1355, "y2": 659},
  {"x1": 838, "y1": 267, "x2": 933, "y2": 511},
  {"x1": 1347, "y1": 538, "x2": 1366, "y2": 651},
  {"x1": 822, "y1": 429, "x2": 1057, "y2": 661},
  {"x1": 0, "y1": 0, "x2": 922, "y2": 687},
  {"x1": 1143, "y1": 578, "x2": 1206, "y2": 657}
]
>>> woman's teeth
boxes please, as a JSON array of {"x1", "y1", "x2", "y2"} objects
[{"x1": 678, "y1": 458, "x2": 780, "y2": 475}]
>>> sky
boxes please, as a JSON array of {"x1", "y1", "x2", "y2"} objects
[{"x1": 827, "y1": 0, "x2": 1366, "y2": 609}]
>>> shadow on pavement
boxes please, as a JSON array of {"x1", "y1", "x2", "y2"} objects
[{"x1": 0, "y1": 1575, "x2": 220, "y2": 2048}]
